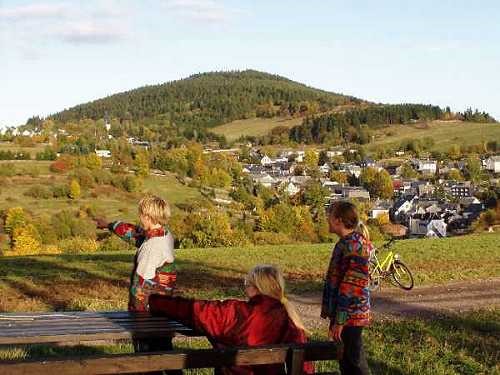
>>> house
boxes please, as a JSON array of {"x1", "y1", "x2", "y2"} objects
[
  {"x1": 370, "y1": 200, "x2": 392, "y2": 219},
  {"x1": 485, "y1": 156, "x2": 500, "y2": 173},
  {"x1": 340, "y1": 186, "x2": 370, "y2": 200},
  {"x1": 426, "y1": 219, "x2": 447, "y2": 237},
  {"x1": 414, "y1": 181, "x2": 435, "y2": 197},
  {"x1": 416, "y1": 159, "x2": 437, "y2": 174},
  {"x1": 95, "y1": 149, "x2": 111, "y2": 158},
  {"x1": 359, "y1": 158, "x2": 376, "y2": 168},
  {"x1": 254, "y1": 174, "x2": 276, "y2": 188},
  {"x1": 260, "y1": 155, "x2": 272, "y2": 166},
  {"x1": 290, "y1": 175, "x2": 311, "y2": 186},
  {"x1": 284, "y1": 182, "x2": 300, "y2": 196},
  {"x1": 344, "y1": 164, "x2": 362, "y2": 178},
  {"x1": 319, "y1": 163, "x2": 331, "y2": 174},
  {"x1": 326, "y1": 147, "x2": 344, "y2": 158},
  {"x1": 447, "y1": 182, "x2": 472, "y2": 198}
]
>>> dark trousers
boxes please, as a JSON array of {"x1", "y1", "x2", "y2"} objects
[{"x1": 339, "y1": 326, "x2": 370, "y2": 375}]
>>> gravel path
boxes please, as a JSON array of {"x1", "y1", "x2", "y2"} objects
[{"x1": 288, "y1": 278, "x2": 500, "y2": 331}]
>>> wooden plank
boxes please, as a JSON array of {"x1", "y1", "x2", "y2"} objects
[
  {"x1": 0, "y1": 347, "x2": 290, "y2": 374},
  {"x1": 0, "y1": 343, "x2": 341, "y2": 374}
]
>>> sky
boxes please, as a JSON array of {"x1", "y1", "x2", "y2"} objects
[{"x1": 1, "y1": 0, "x2": 500, "y2": 127}]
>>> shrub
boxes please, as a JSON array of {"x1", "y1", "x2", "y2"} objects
[
  {"x1": 123, "y1": 176, "x2": 143, "y2": 192},
  {"x1": 71, "y1": 168, "x2": 94, "y2": 188},
  {"x1": 12, "y1": 224, "x2": 42, "y2": 255},
  {"x1": 253, "y1": 231, "x2": 293, "y2": 245},
  {"x1": 92, "y1": 169, "x2": 113, "y2": 185},
  {"x1": 69, "y1": 179, "x2": 81, "y2": 199},
  {"x1": 24, "y1": 185, "x2": 52, "y2": 199},
  {"x1": 50, "y1": 159, "x2": 70, "y2": 173},
  {"x1": 98, "y1": 235, "x2": 134, "y2": 252},
  {"x1": 51, "y1": 184, "x2": 70, "y2": 198},
  {"x1": 36, "y1": 147, "x2": 57, "y2": 161},
  {"x1": 51, "y1": 210, "x2": 97, "y2": 240},
  {"x1": 58, "y1": 236, "x2": 98, "y2": 254},
  {"x1": 4, "y1": 207, "x2": 28, "y2": 235}
]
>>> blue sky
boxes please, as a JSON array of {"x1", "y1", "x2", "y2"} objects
[{"x1": 1, "y1": 0, "x2": 499, "y2": 127}]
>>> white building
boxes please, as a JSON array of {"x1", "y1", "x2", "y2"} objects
[
  {"x1": 260, "y1": 155, "x2": 273, "y2": 166},
  {"x1": 485, "y1": 156, "x2": 500, "y2": 173},
  {"x1": 417, "y1": 160, "x2": 437, "y2": 174},
  {"x1": 285, "y1": 182, "x2": 300, "y2": 196},
  {"x1": 95, "y1": 149, "x2": 112, "y2": 158},
  {"x1": 255, "y1": 174, "x2": 276, "y2": 188}
]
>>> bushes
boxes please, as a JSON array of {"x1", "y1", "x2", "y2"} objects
[
  {"x1": 51, "y1": 210, "x2": 96, "y2": 241},
  {"x1": 0, "y1": 163, "x2": 16, "y2": 177},
  {"x1": 253, "y1": 232, "x2": 293, "y2": 245},
  {"x1": 58, "y1": 237, "x2": 98, "y2": 254},
  {"x1": 24, "y1": 185, "x2": 52, "y2": 199},
  {"x1": 50, "y1": 159, "x2": 70, "y2": 173},
  {"x1": 11, "y1": 224, "x2": 42, "y2": 255}
]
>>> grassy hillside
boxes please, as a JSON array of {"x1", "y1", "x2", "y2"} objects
[
  {"x1": 0, "y1": 168, "x2": 201, "y2": 222},
  {"x1": 367, "y1": 121, "x2": 500, "y2": 152},
  {"x1": 211, "y1": 116, "x2": 304, "y2": 141}
]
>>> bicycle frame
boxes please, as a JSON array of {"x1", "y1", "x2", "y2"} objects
[{"x1": 371, "y1": 250, "x2": 397, "y2": 274}]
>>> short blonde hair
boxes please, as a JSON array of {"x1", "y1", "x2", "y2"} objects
[{"x1": 138, "y1": 196, "x2": 170, "y2": 225}]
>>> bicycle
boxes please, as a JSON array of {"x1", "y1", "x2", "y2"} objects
[{"x1": 369, "y1": 238, "x2": 414, "y2": 291}]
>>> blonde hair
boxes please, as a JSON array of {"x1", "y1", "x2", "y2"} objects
[
  {"x1": 245, "y1": 264, "x2": 307, "y2": 332},
  {"x1": 138, "y1": 196, "x2": 170, "y2": 225},
  {"x1": 328, "y1": 200, "x2": 370, "y2": 241}
]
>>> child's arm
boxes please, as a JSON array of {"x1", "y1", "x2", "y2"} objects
[
  {"x1": 149, "y1": 295, "x2": 241, "y2": 339},
  {"x1": 95, "y1": 218, "x2": 145, "y2": 248}
]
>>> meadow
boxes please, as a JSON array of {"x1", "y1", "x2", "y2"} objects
[
  {"x1": 211, "y1": 116, "x2": 303, "y2": 141},
  {"x1": 0, "y1": 233, "x2": 499, "y2": 374},
  {"x1": 368, "y1": 121, "x2": 500, "y2": 152}
]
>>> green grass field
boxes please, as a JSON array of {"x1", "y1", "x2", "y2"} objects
[
  {"x1": 0, "y1": 233, "x2": 498, "y2": 311},
  {"x1": 0, "y1": 172, "x2": 202, "y2": 222},
  {"x1": 368, "y1": 121, "x2": 500, "y2": 152},
  {"x1": 211, "y1": 116, "x2": 303, "y2": 141},
  {"x1": 0, "y1": 233, "x2": 499, "y2": 374}
]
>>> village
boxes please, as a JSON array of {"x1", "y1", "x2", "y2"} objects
[{"x1": 237, "y1": 147, "x2": 500, "y2": 238}]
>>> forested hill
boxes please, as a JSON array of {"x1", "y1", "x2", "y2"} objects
[{"x1": 48, "y1": 70, "x2": 362, "y2": 128}]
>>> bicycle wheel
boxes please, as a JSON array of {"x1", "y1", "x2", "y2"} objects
[
  {"x1": 369, "y1": 261, "x2": 382, "y2": 291},
  {"x1": 391, "y1": 261, "x2": 414, "y2": 290}
]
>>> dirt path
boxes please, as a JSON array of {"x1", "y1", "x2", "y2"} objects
[{"x1": 289, "y1": 278, "x2": 500, "y2": 330}]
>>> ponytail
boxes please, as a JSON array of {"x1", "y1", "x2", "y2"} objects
[
  {"x1": 356, "y1": 221, "x2": 370, "y2": 241},
  {"x1": 247, "y1": 265, "x2": 308, "y2": 334}
]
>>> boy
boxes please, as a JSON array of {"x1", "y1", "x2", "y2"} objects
[{"x1": 96, "y1": 195, "x2": 176, "y2": 353}]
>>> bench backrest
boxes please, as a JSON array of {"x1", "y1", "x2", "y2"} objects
[{"x1": 0, "y1": 342, "x2": 341, "y2": 375}]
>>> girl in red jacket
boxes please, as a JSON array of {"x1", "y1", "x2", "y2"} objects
[{"x1": 149, "y1": 264, "x2": 313, "y2": 375}]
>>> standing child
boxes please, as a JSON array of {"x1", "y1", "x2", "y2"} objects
[
  {"x1": 321, "y1": 201, "x2": 373, "y2": 375},
  {"x1": 95, "y1": 195, "x2": 176, "y2": 353}
]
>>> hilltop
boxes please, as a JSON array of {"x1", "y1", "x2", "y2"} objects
[{"x1": 48, "y1": 70, "x2": 361, "y2": 128}]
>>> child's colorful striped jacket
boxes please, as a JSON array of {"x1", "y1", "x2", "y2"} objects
[
  {"x1": 321, "y1": 231, "x2": 373, "y2": 328},
  {"x1": 109, "y1": 221, "x2": 176, "y2": 312}
]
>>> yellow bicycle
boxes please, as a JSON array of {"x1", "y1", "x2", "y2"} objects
[{"x1": 369, "y1": 238, "x2": 414, "y2": 291}]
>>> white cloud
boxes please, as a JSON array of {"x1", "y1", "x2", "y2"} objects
[
  {"x1": 0, "y1": 1, "x2": 131, "y2": 48},
  {"x1": 162, "y1": 0, "x2": 238, "y2": 23},
  {"x1": 0, "y1": 3, "x2": 69, "y2": 19}
]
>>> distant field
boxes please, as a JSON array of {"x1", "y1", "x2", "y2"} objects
[
  {"x1": 0, "y1": 142, "x2": 47, "y2": 154},
  {"x1": 211, "y1": 116, "x2": 303, "y2": 141},
  {"x1": 0, "y1": 173, "x2": 202, "y2": 222},
  {"x1": 368, "y1": 121, "x2": 500, "y2": 152}
]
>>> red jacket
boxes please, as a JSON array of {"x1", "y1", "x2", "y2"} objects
[{"x1": 149, "y1": 294, "x2": 314, "y2": 375}]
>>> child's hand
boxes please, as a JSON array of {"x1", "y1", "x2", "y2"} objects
[
  {"x1": 94, "y1": 217, "x2": 109, "y2": 229},
  {"x1": 329, "y1": 323, "x2": 344, "y2": 342}
]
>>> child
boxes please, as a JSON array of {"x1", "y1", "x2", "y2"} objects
[
  {"x1": 149, "y1": 264, "x2": 314, "y2": 375},
  {"x1": 95, "y1": 195, "x2": 175, "y2": 354},
  {"x1": 321, "y1": 201, "x2": 372, "y2": 375}
]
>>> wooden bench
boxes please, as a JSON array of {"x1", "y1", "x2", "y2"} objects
[
  {"x1": 0, "y1": 311, "x2": 341, "y2": 374},
  {"x1": 0, "y1": 342, "x2": 341, "y2": 374}
]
